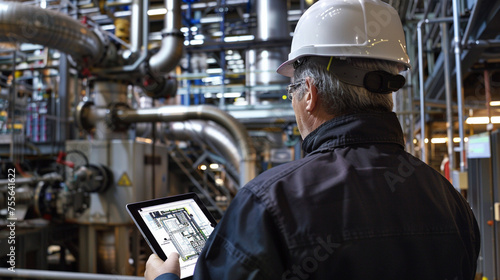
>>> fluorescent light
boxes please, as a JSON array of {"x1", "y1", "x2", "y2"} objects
[
  {"x1": 465, "y1": 116, "x2": 500, "y2": 124},
  {"x1": 212, "y1": 31, "x2": 223, "y2": 37},
  {"x1": 427, "y1": 137, "x2": 470, "y2": 144},
  {"x1": 209, "y1": 163, "x2": 220, "y2": 169},
  {"x1": 205, "y1": 92, "x2": 242, "y2": 98},
  {"x1": 205, "y1": 58, "x2": 217, "y2": 64},
  {"x1": 216, "y1": 92, "x2": 242, "y2": 98},
  {"x1": 224, "y1": 35, "x2": 254, "y2": 42},
  {"x1": 490, "y1": 101, "x2": 500, "y2": 106},
  {"x1": 206, "y1": 68, "x2": 222, "y2": 74},
  {"x1": 114, "y1": 10, "x2": 132, "y2": 17},
  {"x1": 431, "y1": 138, "x2": 447, "y2": 144},
  {"x1": 200, "y1": 16, "x2": 222, "y2": 24},
  {"x1": 148, "y1": 8, "x2": 167, "y2": 16},
  {"x1": 184, "y1": 39, "x2": 204, "y2": 46},
  {"x1": 202, "y1": 76, "x2": 220, "y2": 83},
  {"x1": 101, "y1": 24, "x2": 115, "y2": 31}
]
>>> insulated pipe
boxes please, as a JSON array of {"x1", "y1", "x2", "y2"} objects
[
  {"x1": 148, "y1": 0, "x2": 184, "y2": 75},
  {"x1": 0, "y1": 268, "x2": 142, "y2": 280},
  {"x1": 114, "y1": 105, "x2": 256, "y2": 186},
  {"x1": 0, "y1": 1, "x2": 105, "y2": 64},
  {"x1": 452, "y1": 0, "x2": 466, "y2": 172}
]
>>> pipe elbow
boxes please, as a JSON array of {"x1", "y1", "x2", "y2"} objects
[{"x1": 148, "y1": 32, "x2": 184, "y2": 75}]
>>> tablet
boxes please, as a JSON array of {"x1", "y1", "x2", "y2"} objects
[{"x1": 126, "y1": 193, "x2": 217, "y2": 279}]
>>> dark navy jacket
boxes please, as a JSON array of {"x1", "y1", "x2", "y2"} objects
[{"x1": 157, "y1": 112, "x2": 480, "y2": 280}]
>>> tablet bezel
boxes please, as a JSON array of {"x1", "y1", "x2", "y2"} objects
[{"x1": 126, "y1": 193, "x2": 217, "y2": 278}]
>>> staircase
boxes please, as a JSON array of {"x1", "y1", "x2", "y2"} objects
[{"x1": 168, "y1": 144, "x2": 233, "y2": 220}]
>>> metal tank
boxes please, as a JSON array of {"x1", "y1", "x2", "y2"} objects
[{"x1": 246, "y1": 0, "x2": 290, "y2": 104}]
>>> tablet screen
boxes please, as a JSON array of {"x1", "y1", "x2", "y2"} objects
[{"x1": 127, "y1": 193, "x2": 217, "y2": 279}]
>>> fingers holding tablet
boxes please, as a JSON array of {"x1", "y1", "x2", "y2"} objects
[{"x1": 145, "y1": 252, "x2": 181, "y2": 280}]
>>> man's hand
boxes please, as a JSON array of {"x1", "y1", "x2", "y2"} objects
[{"x1": 145, "y1": 252, "x2": 181, "y2": 280}]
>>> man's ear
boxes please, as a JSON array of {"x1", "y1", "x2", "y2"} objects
[{"x1": 305, "y1": 78, "x2": 318, "y2": 113}]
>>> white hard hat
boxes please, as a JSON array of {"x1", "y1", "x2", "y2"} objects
[{"x1": 277, "y1": 0, "x2": 411, "y2": 77}]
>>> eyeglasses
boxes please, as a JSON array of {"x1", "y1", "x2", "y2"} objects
[{"x1": 286, "y1": 79, "x2": 305, "y2": 101}]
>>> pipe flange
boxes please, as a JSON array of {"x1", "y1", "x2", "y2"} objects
[
  {"x1": 161, "y1": 30, "x2": 184, "y2": 39},
  {"x1": 75, "y1": 101, "x2": 95, "y2": 132},
  {"x1": 105, "y1": 102, "x2": 131, "y2": 131}
]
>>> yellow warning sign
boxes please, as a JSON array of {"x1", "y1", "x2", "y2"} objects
[{"x1": 117, "y1": 172, "x2": 132, "y2": 186}]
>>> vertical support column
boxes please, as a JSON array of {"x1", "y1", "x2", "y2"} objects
[
  {"x1": 115, "y1": 226, "x2": 131, "y2": 275},
  {"x1": 79, "y1": 225, "x2": 97, "y2": 273}
]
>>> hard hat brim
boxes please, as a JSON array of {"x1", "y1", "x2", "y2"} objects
[{"x1": 276, "y1": 59, "x2": 294, "y2": 77}]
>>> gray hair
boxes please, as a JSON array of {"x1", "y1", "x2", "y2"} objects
[{"x1": 292, "y1": 57, "x2": 403, "y2": 116}]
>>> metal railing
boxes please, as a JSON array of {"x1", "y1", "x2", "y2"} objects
[{"x1": 0, "y1": 268, "x2": 143, "y2": 280}]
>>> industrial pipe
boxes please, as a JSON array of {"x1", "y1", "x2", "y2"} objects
[
  {"x1": 452, "y1": 0, "x2": 466, "y2": 172},
  {"x1": 417, "y1": 20, "x2": 427, "y2": 163},
  {"x1": 166, "y1": 120, "x2": 241, "y2": 191},
  {"x1": 167, "y1": 121, "x2": 241, "y2": 170},
  {"x1": 114, "y1": 105, "x2": 256, "y2": 186},
  {"x1": 0, "y1": 173, "x2": 62, "y2": 187},
  {"x1": 441, "y1": 19, "x2": 455, "y2": 171},
  {"x1": 93, "y1": 0, "x2": 149, "y2": 74},
  {"x1": 130, "y1": 0, "x2": 144, "y2": 54},
  {"x1": 0, "y1": 268, "x2": 142, "y2": 280},
  {"x1": 461, "y1": 0, "x2": 483, "y2": 47},
  {"x1": 148, "y1": 0, "x2": 184, "y2": 75},
  {"x1": 417, "y1": 17, "x2": 454, "y2": 163},
  {"x1": 0, "y1": 1, "x2": 105, "y2": 64}
]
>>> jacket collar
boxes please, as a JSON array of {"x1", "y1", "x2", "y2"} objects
[{"x1": 301, "y1": 112, "x2": 405, "y2": 154}]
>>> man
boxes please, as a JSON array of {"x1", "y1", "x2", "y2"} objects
[{"x1": 146, "y1": 0, "x2": 480, "y2": 279}]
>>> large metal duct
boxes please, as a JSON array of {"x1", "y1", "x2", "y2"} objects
[
  {"x1": 246, "y1": 0, "x2": 289, "y2": 104},
  {"x1": 112, "y1": 105, "x2": 256, "y2": 186},
  {"x1": 0, "y1": 1, "x2": 105, "y2": 64},
  {"x1": 148, "y1": 0, "x2": 184, "y2": 75}
]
